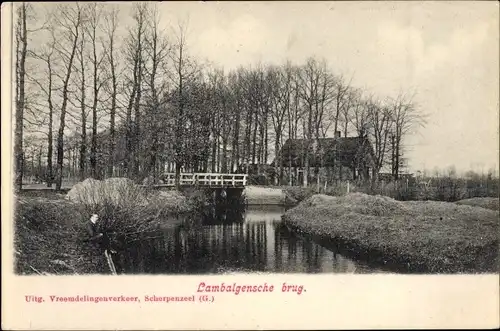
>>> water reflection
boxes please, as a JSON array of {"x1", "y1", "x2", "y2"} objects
[{"x1": 122, "y1": 205, "x2": 380, "y2": 274}]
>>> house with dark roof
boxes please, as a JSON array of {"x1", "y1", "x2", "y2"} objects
[{"x1": 272, "y1": 131, "x2": 376, "y2": 185}]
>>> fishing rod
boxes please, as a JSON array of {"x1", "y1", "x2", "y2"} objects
[
  {"x1": 94, "y1": 229, "x2": 153, "y2": 237},
  {"x1": 125, "y1": 235, "x2": 165, "y2": 243}
]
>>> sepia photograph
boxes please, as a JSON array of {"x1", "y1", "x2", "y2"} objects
[{"x1": 8, "y1": 1, "x2": 499, "y2": 279}]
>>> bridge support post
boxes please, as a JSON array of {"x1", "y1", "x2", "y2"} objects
[
  {"x1": 210, "y1": 187, "x2": 244, "y2": 206},
  {"x1": 226, "y1": 188, "x2": 245, "y2": 206}
]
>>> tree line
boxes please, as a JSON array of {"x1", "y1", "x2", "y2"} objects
[{"x1": 14, "y1": 3, "x2": 425, "y2": 190}]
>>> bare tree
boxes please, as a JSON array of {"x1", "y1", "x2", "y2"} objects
[
  {"x1": 249, "y1": 70, "x2": 260, "y2": 169},
  {"x1": 258, "y1": 66, "x2": 271, "y2": 170},
  {"x1": 86, "y1": 3, "x2": 106, "y2": 179},
  {"x1": 168, "y1": 19, "x2": 200, "y2": 187},
  {"x1": 43, "y1": 38, "x2": 56, "y2": 187},
  {"x1": 297, "y1": 57, "x2": 330, "y2": 186},
  {"x1": 218, "y1": 70, "x2": 233, "y2": 173},
  {"x1": 52, "y1": 4, "x2": 83, "y2": 190},
  {"x1": 207, "y1": 68, "x2": 222, "y2": 172},
  {"x1": 270, "y1": 63, "x2": 294, "y2": 184},
  {"x1": 102, "y1": 5, "x2": 120, "y2": 177},
  {"x1": 19, "y1": 3, "x2": 430, "y2": 188},
  {"x1": 14, "y1": 3, "x2": 29, "y2": 191},
  {"x1": 368, "y1": 98, "x2": 392, "y2": 178},
  {"x1": 172, "y1": 22, "x2": 187, "y2": 186},
  {"x1": 350, "y1": 94, "x2": 372, "y2": 136},
  {"x1": 142, "y1": 4, "x2": 170, "y2": 179},
  {"x1": 297, "y1": 59, "x2": 318, "y2": 186},
  {"x1": 123, "y1": 3, "x2": 147, "y2": 179},
  {"x1": 339, "y1": 88, "x2": 361, "y2": 137},
  {"x1": 228, "y1": 69, "x2": 244, "y2": 172},
  {"x1": 27, "y1": 25, "x2": 57, "y2": 187},
  {"x1": 74, "y1": 16, "x2": 88, "y2": 180},
  {"x1": 285, "y1": 68, "x2": 303, "y2": 185},
  {"x1": 331, "y1": 74, "x2": 351, "y2": 138},
  {"x1": 388, "y1": 92, "x2": 425, "y2": 179}
]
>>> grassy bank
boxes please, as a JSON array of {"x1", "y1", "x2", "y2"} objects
[
  {"x1": 14, "y1": 194, "x2": 101, "y2": 275},
  {"x1": 282, "y1": 193, "x2": 499, "y2": 273},
  {"x1": 14, "y1": 186, "x2": 204, "y2": 275},
  {"x1": 244, "y1": 186, "x2": 292, "y2": 205}
]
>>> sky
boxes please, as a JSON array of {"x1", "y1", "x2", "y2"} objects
[
  {"x1": 151, "y1": 1, "x2": 499, "y2": 174},
  {"x1": 26, "y1": 1, "x2": 500, "y2": 174}
]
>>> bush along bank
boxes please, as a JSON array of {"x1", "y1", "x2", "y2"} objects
[
  {"x1": 455, "y1": 197, "x2": 499, "y2": 211},
  {"x1": 282, "y1": 193, "x2": 499, "y2": 273},
  {"x1": 281, "y1": 177, "x2": 500, "y2": 204},
  {"x1": 15, "y1": 178, "x2": 207, "y2": 275}
]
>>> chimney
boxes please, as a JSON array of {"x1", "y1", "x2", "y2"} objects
[{"x1": 335, "y1": 131, "x2": 341, "y2": 138}]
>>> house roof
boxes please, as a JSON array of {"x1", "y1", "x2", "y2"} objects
[{"x1": 273, "y1": 136, "x2": 375, "y2": 168}]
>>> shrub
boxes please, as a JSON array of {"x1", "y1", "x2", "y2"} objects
[
  {"x1": 180, "y1": 187, "x2": 209, "y2": 210},
  {"x1": 455, "y1": 197, "x2": 499, "y2": 211},
  {"x1": 432, "y1": 177, "x2": 467, "y2": 202},
  {"x1": 282, "y1": 174, "x2": 499, "y2": 202},
  {"x1": 316, "y1": 180, "x2": 417, "y2": 201},
  {"x1": 66, "y1": 178, "x2": 187, "y2": 236},
  {"x1": 283, "y1": 186, "x2": 316, "y2": 203}
]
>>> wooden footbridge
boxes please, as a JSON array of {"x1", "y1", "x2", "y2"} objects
[
  {"x1": 156, "y1": 173, "x2": 248, "y2": 188},
  {"x1": 20, "y1": 173, "x2": 248, "y2": 198},
  {"x1": 153, "y1": 173, "x2": 248, "y2": 204}
]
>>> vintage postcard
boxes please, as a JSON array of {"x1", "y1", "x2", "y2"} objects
[{"x1": 2, "y1": 1, "x2": 499, "y2": 329}]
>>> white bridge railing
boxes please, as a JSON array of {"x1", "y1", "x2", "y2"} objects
[{"x1": 160, "y1": 173, "x2": 248, "y2": 187}]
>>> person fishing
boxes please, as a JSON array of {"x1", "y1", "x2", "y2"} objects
[
  {"x1": 86, "y1": 213, "x2": 119, "y2": 274},
  {"x1": 86, "y1": 214, "x2": 114, "y2": 252}
]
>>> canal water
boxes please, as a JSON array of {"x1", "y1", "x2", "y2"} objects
[{"x1": 121, "y1": 205, "x2": 384, "y2": 274}]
